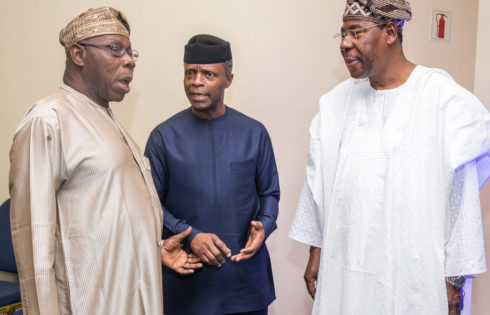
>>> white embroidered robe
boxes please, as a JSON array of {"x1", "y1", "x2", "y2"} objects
[{"x1": 289, "y1": 66, "x2": 489, "y2": 314}]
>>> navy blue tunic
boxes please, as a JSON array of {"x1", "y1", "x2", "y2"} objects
[{"x1": 145, "y1": 107, "x2": 280, "y2": 315}]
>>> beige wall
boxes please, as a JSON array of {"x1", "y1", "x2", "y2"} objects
[
  {"x1": 0, "y1": 0, "x2": 487, "y2": 314},
  {"x1": 472, "y1": 0, "x2": 490, "y2": 314},
  {"x1": 475, "y1": 0, "x2": 490, "y2": 107}
]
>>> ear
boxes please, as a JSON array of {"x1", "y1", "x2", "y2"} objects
[
  {"x1": 225, "y1": 73, "x2": 234, "y2": 88},
  {"x1": 384, "y1": 22, "x2": 398, "y2": 46},
  {"x1": 69, "y1": 44, "x2": 86, "y2": 67}
]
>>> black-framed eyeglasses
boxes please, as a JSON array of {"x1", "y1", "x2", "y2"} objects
[
  {"x1": 333, "y1": 23, "x2": 387, "y2": 41},
  {"x1": 78, "y1": 42, "x2": 139, "y2": 61}
]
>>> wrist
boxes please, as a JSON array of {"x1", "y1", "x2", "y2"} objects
[{"x1": 446, "y1": 276, "x2": 466, "y2": 289}]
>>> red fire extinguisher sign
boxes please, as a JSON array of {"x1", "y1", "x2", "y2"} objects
[{"x1": 432, "y1": 9, "x2": 451, "y2": 42}]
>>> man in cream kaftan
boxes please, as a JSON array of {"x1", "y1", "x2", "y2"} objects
[
  {"x1": 10, "y1": 85, "x2": 164, "y2": 314},
  {"x1": 289, "y1": 66, "x2": 489, "y2": 314},
  {"x1": 289, "y1": 1, "x2": 488, "y2": 314},
  {"x1": 9, "y1": 7, "x2": 201, "y2": 315}
]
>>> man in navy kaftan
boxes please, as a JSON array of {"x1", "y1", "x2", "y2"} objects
[{"x1": 145, "y1": 34, "x2": 280, "y2": 315}]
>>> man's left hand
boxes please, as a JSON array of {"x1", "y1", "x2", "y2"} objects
[
  {"x1": 446, "y1": 282, "x2": 464, "y2": 315},
  {"x1": 230, "y1": 221, "x2": 265, "y2": 262},
  {"x1": 161, "y1": 227, "x2": 203, "y2": 274}
]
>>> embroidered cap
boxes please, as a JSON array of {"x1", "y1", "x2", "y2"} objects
[
  {"x1": 343, "y1": 0, "x2": 412, "y2": 30},
  {"x1": 59, "y1": 7, "x2": 130, "y2": 48}
]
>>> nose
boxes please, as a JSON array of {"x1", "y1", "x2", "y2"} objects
[
  {"x1": 192, "y1": 72, "x2": 204, "y2": 86},
  {"x1": 123, "y1": 53, "x2": 136, "y2": 70},
  {"x1": 340, "y1": 36, "x2": 353, "y2": 50}
]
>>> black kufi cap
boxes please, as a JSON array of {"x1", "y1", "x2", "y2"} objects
[{"x1": 184, "y1": 34, "x2": 232, "y2": 64}]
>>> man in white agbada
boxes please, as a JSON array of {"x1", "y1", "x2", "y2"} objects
[
  {"x1": 289, "y1": 0, "x2": 489, "y2": 314},
  {"x1": 9, "y1": 7, "x2": 201, "y2": 315}
]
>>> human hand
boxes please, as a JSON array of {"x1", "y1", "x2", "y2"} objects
[
  {"x1": 305, "y1": 246, "x2": 321, "y2": 299},
  {"x1": 185, "y1": 253, "x2": 203, "y2": 270},
  {"x1": 446, "y1": 282, "x2": 464, "y2": 315},
  {"x1": 190, "y1": 232, "x2": 231, "y2": 267},
  {"x1": 230, "y1": 221, "x2": 265, "y2": 262},
  {"x1": 161, "y1": 227, "x2": 203, "y2": 274}
]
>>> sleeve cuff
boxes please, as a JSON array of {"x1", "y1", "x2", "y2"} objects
[
  {"x1": 188, "y1": 225, "x2": 202, "y2": 242},
  {"x1": 257, "y1": 216, "x2": 277, "y2": 239},
  {"x1": 174, "y1": 223, "x2": 202, "y2": 248}
]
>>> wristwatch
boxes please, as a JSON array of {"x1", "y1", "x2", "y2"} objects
[{"x1": 446, "y1": 276, "x2": 466, "y2": 289}]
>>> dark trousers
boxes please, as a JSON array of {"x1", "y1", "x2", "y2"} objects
[{"x1": 226, "y1": 308, "x2": 268, "y2": 315}]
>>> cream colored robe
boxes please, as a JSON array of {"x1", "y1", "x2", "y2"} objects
[
  {"x1": 9, "y1": 85, "x2": 164, "y2": 315},
  {"x1": 289, "y1": 66, "x2": 489, "y2": 314}
]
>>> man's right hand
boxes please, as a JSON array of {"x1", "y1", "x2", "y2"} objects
[
  {"x1": 304, "y1": 246, "x2": 321, "y2": 299},
  {"x1": 190, "y1": 232, "x2": 231, "y2": 267}
]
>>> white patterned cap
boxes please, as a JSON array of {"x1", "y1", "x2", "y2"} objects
[{"x1": 343, "y1": 0, "x2": 411, "y2": 31}]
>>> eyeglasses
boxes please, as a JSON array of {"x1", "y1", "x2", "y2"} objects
[
  {"x1": 333, "y1": 23, "x2": 387, "y2": 41},
  {"x1": 78, "y1": 42, "x2": 139, "y2": 61}
]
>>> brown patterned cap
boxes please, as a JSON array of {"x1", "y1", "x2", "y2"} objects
[
  {"x1": 343, "y1": 0, "x2": 411, "y2": 23},
  {"x1": 59, "y1": 7, "x2": 130, "y2": 48}
]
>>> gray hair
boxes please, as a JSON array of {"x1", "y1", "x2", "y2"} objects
[{"x1": 224, "y1": 59, "x2": 233, "y2": 76}]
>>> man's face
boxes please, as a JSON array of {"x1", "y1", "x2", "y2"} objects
[
  {"x1": 339, "y1": 20, "x2": 386, "y2": 79},
  {"x1": 183, "y1": 63, "x2": 233, "y2": 113},
  {"x1": 80, "y1": 34, "x2": 135, "y2": 105}
]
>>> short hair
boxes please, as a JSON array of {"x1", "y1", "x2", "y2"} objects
[
  {"x1": 397, "y1": 30, "x2": 403, "y2": 44},
  {"x1": 224, "y1": 59, "x2": 233, "y2": 76},
  {"x1": 378, "y1": 23, "x2": 403, "y2": 44}
]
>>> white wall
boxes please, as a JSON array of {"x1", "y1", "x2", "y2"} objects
[{"x1": 0, "y1": 1, "x2": 487, "y2": 314}]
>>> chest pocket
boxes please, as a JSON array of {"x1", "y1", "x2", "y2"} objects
[{"x1": 229, "y1": 161, "x2": 256, "y2": 201}]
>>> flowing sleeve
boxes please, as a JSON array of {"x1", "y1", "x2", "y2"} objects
[
  {"x1": 289, "y1": 181, "x2": 323, "y2": 247},
  {"x1": 441, "y1": 76, "x2": 490, "y2": 276},
  {"x1": 254, "y1": 127, "x2": 280, "y2": 240},
  {"x1": 289, "y1": 114, "x2": 323, "y2": 247},
  {"x1": 442, "y1": 79, "x2": 490, "y2": 182},
  {"x1": 9, "y1": 111, "x2": 66, "y2": 315},
  {"x1": 145, "y1": 129, "x2": 203, "y2": 241},
  {"x1": 445, "y1": 161, "x2": 486, "y2": 276}
]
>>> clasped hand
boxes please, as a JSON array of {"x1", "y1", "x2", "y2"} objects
[{"x1": 190, "y1": 221, "x2": 265, "y2": 267}]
